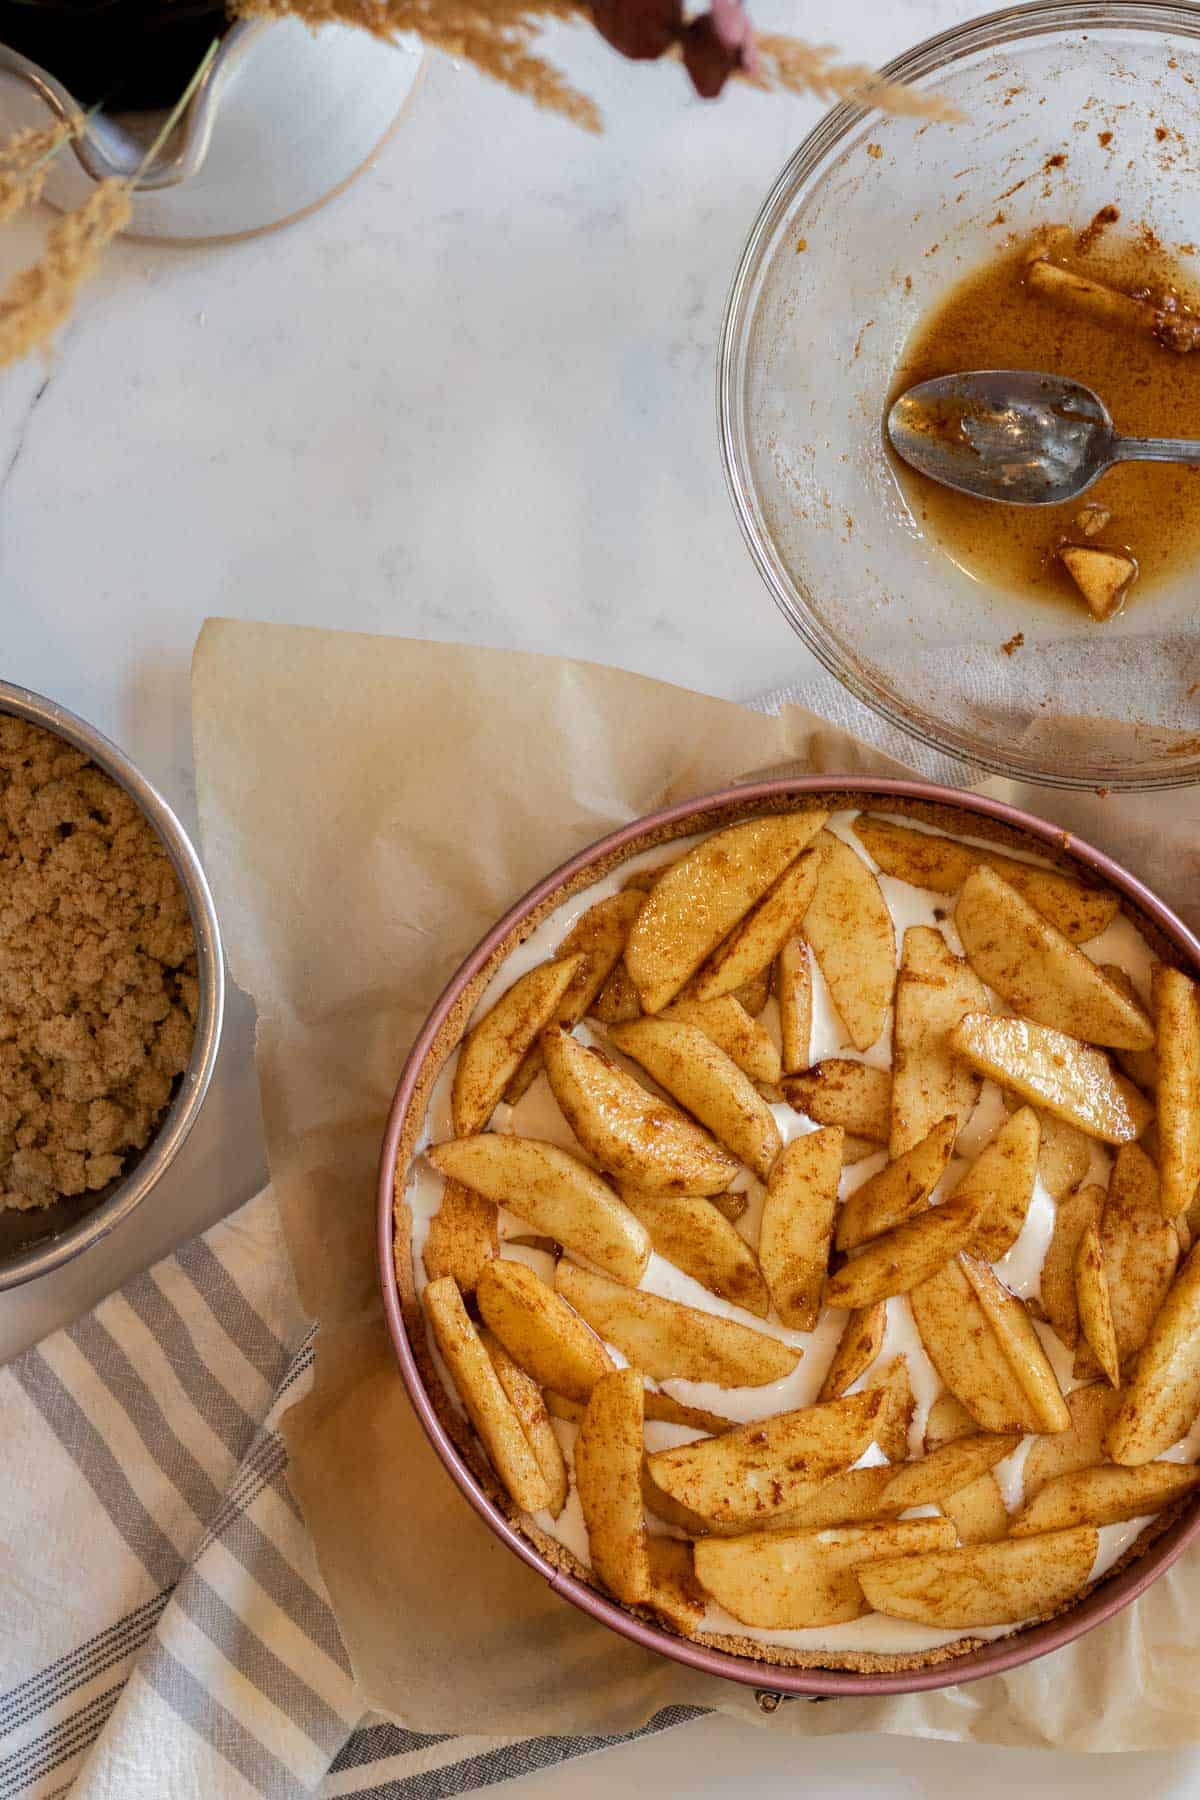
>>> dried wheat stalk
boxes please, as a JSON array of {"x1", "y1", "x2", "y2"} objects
[
  {"x1": 236, "y1": 0, "x2": 603, "y2": 129},
  {"x1": 0, "y1": 179, "x2": 131, "y2": 366},
  {"x1": 0, "y1": 40, "x2": 224, "y2": 368},
  {"x1": 755, "y1": 36, "x2": 961, "y2": 121},
  {"x1": 0, "y1": 121, "x2": 81, "y2": 225}
]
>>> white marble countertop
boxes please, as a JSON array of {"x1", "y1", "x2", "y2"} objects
[{"x1": 1, "y1": 1, "x2": 1198, "y2": 1790}]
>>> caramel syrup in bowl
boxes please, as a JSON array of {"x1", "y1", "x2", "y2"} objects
[{"x1": 888, "y1": 226, "x2": 1200, "y2": 612}]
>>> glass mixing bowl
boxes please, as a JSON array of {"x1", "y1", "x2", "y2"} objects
[{"x1": 719, "y1": 0, "x2": 1200, "y2": 789}]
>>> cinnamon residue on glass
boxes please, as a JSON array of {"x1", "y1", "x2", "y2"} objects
[{"x1": 1076, "y1": 204, "x2": 1120, "y2": 254}]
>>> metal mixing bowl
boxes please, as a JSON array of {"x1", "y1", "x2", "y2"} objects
[{"x1": 0, "y1": 679, "x2": 224, "y2": 1289}]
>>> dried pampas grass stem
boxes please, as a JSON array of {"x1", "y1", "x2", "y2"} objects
[
  {"x1": 236, "y1": 0, "x2": 602, "y2": 129},
  {"x1": 0, "y1": 39, "x2": 218, "y2": 369},
  {"x1": 755, "y1": 36, "x2": 961, "y2": 121},
  {"x1": 0, "y1": 180, "x2": 131, "y2": 366},
  {"x1": 0, "y1": 121, "x2": 81, "y2": 225}
]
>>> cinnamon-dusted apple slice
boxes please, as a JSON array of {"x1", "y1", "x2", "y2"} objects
[
  {"x1": 776, "y1": 935, "x2": 813, "y2": 1076},
  {"x1": 1060, "y1": 545, "x2": 1137, "y2": 621},
  {"x1": 424, "y1": 1277, "x2": 552, "y2": 1512},
  {"x1": 575, "y1": 1369, "x2": 651, "y2": 1604},
  {"x1": 556, "y1": 1262, "x2": 801, "y2": 1388},
  {"x1": 1154, "y1": 965, "x2": 1200, "y2": 1216},
  {"x1": 836, "y1": 1115, "x2": 956, "y2": 1250},
  {"x1": 817, "y1": 1303, "x2": 887, "y2": 1400},
  {"x1": 910, "y1": 1255, "x2": 1047, "y2": 1434},
  {"x1": 879, "y1": 1431, "x2": 1021, "y2": 1510},
  {"x1": 1074, "y1": 1217, "x2": 1120, "y2": 1388},
  {"x1": 452, "y1": 955, "x2": 585, "y2": 1135},
  {"x1": 544, "y1": 1388, "x2": 736, "y2": 1437},
  {"x1": 922, "y1": 1394, "x2": 1011, "y2": 1544},
  {"x1": 421, "y1": 1177, "x2": 498, "y2": 1295},
  {"x1": 761, "y1": 1466, "x2": 900, "y2": 1533},
  {"x1": 476, "y1": 1259, "x2": 614, "y2": 1403},
  {"x1": 863, "y1": 1355, "x2": 915, "y2": 1461},
  {"x1": 1002, "y1": 1089, "x2": 1091, "y2": 1199},
  {"x1": 1040, "y1": 1115, "x2": 1093, "y2": 1198},
  {"x1": 694, "y1": 1518, "x2": 955, "y2": 1630},
  {"x1": 890, "y1": 926, "x2": 987, "y2": 1156},
  {"x1": 589, "y1": 959, "x2": 642, "y2": 1025},
  {"x1": 859, "y1": 1529, "x2": 1099, "y2": 1629},
  {"x1": 923, "y1": 1392, "x2": 978, "y2": 1452},
  {"x1": 940, "y1": 1475, "x2": 1012, "y2": 1546},
  {"x1": 644, "y1": 1538, "x2": 707, "y2": 1636},
  {"x1": 624, "y1": 812, "x2": 828, "y2": 1013},
  {"x1": 802, "y1": 832, "x2": 896, "y2": 1051},
  {"x1": 505, "y1": 892, "x2": 645, "y2": 1103},
  {"x1": 662, "y1": 993, "x2": 781, "y2": 1085},
  {"x1": 1185, "y1": 1188, "x2": 1200, "y2": 1248},
  {"x1": 955, "y1": 865, "x2": 1153, "y2": 1051},
  {"x1": 1023, "y1": 1382, "x2": 1122, "y2": 1500},
  {"x1": 951, "y1": 1014, "x2": 1153, "y2": 1143},
  {"x1": 645, "y1": 1389, "x2": 886, "y2": 1527},
  {"x1": 1094, "y1": 1143, "x2": 1178, "y2": 1372},
  {"x1": 690, "y1": 847, "x2": 823, "y2": 1002},
  {"x1": 641, "y1": 1459, "x2": 902, "y2": 1540},
  {"x1": 643, "y1": 1391, "x2": 736, "y2": 1434},
  {"x1": 428, "y1": 1135, "x2": 651, "y2": 1285},
  {"x1": 1011, "y1": 1461, "x2": 1200, "y2": 1537},
  {"x1": 480, "y1": 1328, "x2": 569, "y2": 1516},
  {"x1": 959, "y1": 1254, "x2": 1071, "y2": 1431},
  {"x1": 1104, "y1": 963, "x2": 1158, "y2": 1093},
  {"x1": 1040, "y1": 1182, "x2": 1104, "y2": 1350},
  {"x1": 1107, "y1": 1244, "x2": 1200, "y2": 1464},
  {"x1": 639, "y1": 1462, "x2": 721, "y2": 1536},
  {"x1": 617, "y1": 1187, "x2": 770, "y2": 1318},
  {"x1": 735, "y1": 967, "x2": 772, "y2": 1017},
  {"x1": 784, "y1": 1059, "x2": 891, "y2": 1143},
  {"x1": 758, "y1": 1127, "x2": 842, "y2": 1330},
  {"x1": 607, "y1": 1018, "x2": 781, "y2": 1181},
  {"x1": 820, "y1": 1466, "x2": 911, "y2": 1534},
  {"x1": 842, "y1": 1134, "x2": 883, "y2": 1166},
  {"x1": 851, "y1": 814, "x2": 1118, "y2": 942},
  {"x1": 540, "y1": 1025, "x2": 738, "y2": 1195},
  {"x1": 824, "y1": 1184, "x2": 992, "y2": 1310},
  {"x1": 962, "y1": 1106, "x2": 1041, "y2": 1262}
]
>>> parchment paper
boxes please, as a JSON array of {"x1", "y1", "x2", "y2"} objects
[{"x1": 193, "y1": 617, "x2": 1200, "y2": 1750}]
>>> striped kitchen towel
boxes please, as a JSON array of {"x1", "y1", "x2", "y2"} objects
[{"x1": 0, "y1": 1187, "x2": 698, "y2": 1799}]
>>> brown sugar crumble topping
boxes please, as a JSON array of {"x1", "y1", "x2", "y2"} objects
[{"x1": 0, "y1": 717, "x2": 197, "y2": 1211}]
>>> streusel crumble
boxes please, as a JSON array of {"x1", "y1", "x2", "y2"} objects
[{"x1": 0, "y1": 716, "x2": 197, "y2": 1211}]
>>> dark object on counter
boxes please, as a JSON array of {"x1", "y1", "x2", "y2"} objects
[
  {"x1": 589, "y1": 0, "x2": 755, "y2": 96},
  {"x1": 0, "y1": 0, "x2": 229, "y2": 109}
]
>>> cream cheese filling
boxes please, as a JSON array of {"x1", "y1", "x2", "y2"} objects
[{"x1": 404, "y1": 809, "x2": 1187, "y2": 1656}]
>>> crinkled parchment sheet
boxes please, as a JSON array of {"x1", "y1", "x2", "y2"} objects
[{"x1": 192, "y1": 617, "x2": 1200, "y2": 1750}]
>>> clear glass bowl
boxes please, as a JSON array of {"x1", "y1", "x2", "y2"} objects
[{"x1": 719, "y1": 0, "x2": 1200, "y2": 789}]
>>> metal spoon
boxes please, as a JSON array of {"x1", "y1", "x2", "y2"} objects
[{"x1": 887, "y1": 369, "x2": 1200, "y2": 505}]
